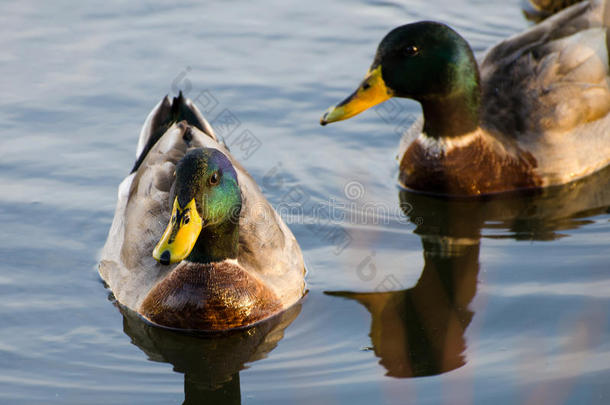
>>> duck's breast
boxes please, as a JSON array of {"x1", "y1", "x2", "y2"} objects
[{"x1": 139, "y1": 261, "x2": 283, "y2": 331}]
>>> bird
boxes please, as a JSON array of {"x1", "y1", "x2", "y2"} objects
[
  {"x1": 99, "y1": 93, "x2": 305, "y2": 331},
  {"x1": 523, "y1": 0, "x2": 585, "y2": 21},
  {"x1": 320, "y1": 0, "x2": 610, "y2": 196}
]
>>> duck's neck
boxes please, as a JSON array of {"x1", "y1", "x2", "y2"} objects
[
  {"x1": 419, "y1": 60, "x2": 481, "y2": 139},
  {"x1": 187, "y1": 220, "x2": 239, "y2": 264},
  {"x1": 420, "y1": 90, "x2": 480, "y2": 139}
]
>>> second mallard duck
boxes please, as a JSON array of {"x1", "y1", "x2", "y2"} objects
[{"x1": 321, "y1": 0, "x2": 610, "y2": 196}]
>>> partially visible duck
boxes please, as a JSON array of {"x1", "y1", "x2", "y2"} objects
[
  {"x1": 321, "y1": 0, "x2": 610, "y2": 196},
  {"x1": 523, "y1": 0, "x2": 585, "y2": 21}
]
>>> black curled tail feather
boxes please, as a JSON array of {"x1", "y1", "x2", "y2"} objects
[{"x1": 130, "y1": 91, "x2": 216, "y2": 173}]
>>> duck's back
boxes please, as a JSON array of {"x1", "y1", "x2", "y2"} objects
[{"x1": 480, "y1": 0, "x2": 610, "y2": 184}]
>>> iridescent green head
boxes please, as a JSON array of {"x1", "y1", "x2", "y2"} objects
[
  {"x1": 175, "y1": 148, "x2": 241, "y2": 227},
  {"x1": 321, "y1": 21, "x2": 481, "y2": 137},
  {"x1": 153, "y1": 148, "x2": 241, "y2": 265},
  {"x1": 371, "y1": 22, "x2": 479, "y2": 100}
]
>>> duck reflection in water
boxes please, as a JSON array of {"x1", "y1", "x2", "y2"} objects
[
  {"x1": 327, "y1": 165, "x2": 610, "y2": 378},
  {"x1": 119, "y1": 301, "x2": 302, "y2": 405}
]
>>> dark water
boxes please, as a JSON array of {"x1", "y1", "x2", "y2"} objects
[{"x1": 1, "y1": 0, "x2": 609, "y2": 404}]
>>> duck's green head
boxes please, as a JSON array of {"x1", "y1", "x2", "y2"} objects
[
  {"x1": 153, "y1": 148, "x2": 241, "y2": 265},
  {"x1": 320, "y1": 22, "x2": 480, "y2": 129}
]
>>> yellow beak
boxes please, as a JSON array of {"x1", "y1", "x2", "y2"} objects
[
  {"x1": 320, "y1": 65, "x2": 393, "y2": 125},
  {"x1": 153, "y1": 197, "x2": 203, "y2": 265}
]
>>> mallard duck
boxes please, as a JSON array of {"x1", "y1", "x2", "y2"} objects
[
  {"x1": 99, "y1": 93, "x2": 305, "y2": 331},
  {"x1": 523, "y1": 0, "x2": 585, "y2": 21},
  {"x1": 321, "y1": 0, "x2": 610, "y2": 196}
]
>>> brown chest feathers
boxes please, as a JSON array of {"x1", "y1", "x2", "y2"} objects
[
  {"x1": 399, "y1": 135, "x2": 542, "y2": 195},
  {"x1": 139, "y1": 261, "x2": 282, "y2": 331}
]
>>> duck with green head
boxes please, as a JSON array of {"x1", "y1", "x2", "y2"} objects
[
  {"x1": 99, "y1": 94, "x2": 305, "y2": 331},
  {"x1": 143, "y1": 148, "x2": 282, "y2": 330},
  {"x1": 321, "y1": 0, "x2": 610, "y2": 195}
]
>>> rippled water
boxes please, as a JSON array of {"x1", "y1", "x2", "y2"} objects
[{"x1": 1, "y1": 0, "x2": 609, "y2": 404}]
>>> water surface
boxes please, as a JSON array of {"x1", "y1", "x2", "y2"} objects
[{"x1": 1, "y1": 0, "x2": 609, "y2": 404}]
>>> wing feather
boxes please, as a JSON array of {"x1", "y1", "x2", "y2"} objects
[{"x1": 481, "y1": 0, "x2": 610, "y2": 135}]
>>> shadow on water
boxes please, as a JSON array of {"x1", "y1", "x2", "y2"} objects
[
  {"x1": 327, "y1": 165, "x2": 610, "y2": 378},
  {"x1": 119, "y1": 302, "x2": 302, "y2": 405}
]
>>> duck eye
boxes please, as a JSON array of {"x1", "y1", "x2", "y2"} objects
[
  {"x1": 209, "y1": 171, "x2": 220, "y2": 186},
  {"x1": 404, "y1": 45, "x2": 419, "y2": 56},
  {"x1": 183, "y1": 214, "x2": 190, "y2": 225}
]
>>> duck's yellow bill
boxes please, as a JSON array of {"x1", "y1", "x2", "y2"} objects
[
  {"x1": 153, "y1": 198, "x2": 203, "y2": 265},
  {"x1": 320, "y1": 65, "x2": 393, "y2": 125}
]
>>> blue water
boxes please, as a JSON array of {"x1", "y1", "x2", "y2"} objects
[{"x1": 1, "y1": 0, "x2": 609, "y2": 404}]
